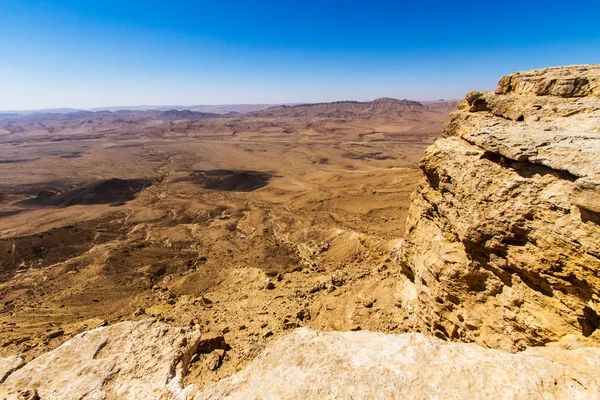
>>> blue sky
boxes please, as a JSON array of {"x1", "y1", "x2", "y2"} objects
[{"x1": 1, "y1": 0, "x2": 599, "y2": 109}]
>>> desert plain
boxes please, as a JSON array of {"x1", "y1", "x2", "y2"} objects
[{"x1": 0, "y1": 99, "x2": 452, "y2": 386}]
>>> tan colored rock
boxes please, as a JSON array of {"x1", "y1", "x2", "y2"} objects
[
  {"x1": 0, "y1": 319, "x2": 203, "y2": 400},
  {"x1": 205, "y1": 350, "x2": 225, "y2": 371},
  {"x1": 401, "y1": 65, "x2": 600, "y2": 350},
  {"x1": 196, "y1": 328, "x2": 600, "y2": 399},
  {"x1": 496, "y1": 64, "x2": 600, "y2": 97},
  {"x1": 0, "y1": 356, "x2": 24, "y2": 383},
  {"x1": 196, "y1": 332, "x2": 228, "y2": 354}
]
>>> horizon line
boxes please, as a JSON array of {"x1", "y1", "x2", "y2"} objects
[{"x1": 0, "y1": 96, "x2": 462, "y2": 114}]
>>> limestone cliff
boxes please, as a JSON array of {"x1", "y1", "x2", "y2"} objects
[{"x1": 401, "y1": 65, "x2": 600, "y2": 350}]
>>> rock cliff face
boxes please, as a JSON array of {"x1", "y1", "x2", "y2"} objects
[{"x1": 401, "y1": 65, "x2": 600, "y2": 350}]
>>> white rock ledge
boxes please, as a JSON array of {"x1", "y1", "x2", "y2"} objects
[{"x1": 3, "y1": 321, "x2": 599, "y2": 399}]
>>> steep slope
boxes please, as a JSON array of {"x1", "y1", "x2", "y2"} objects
[{"x1": 401, "y1": 65, "x2": 600, "y2": 350}]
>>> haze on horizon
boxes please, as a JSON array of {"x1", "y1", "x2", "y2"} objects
[{"x1": 1, "y1": 0, "x2": 599, "y2": 111}]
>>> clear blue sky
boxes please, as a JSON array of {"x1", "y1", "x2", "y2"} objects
[{"x1": 1, "y1": 0, "x2": 599, "y2": 110}]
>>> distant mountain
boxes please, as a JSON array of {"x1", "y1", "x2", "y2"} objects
[
  {"x1": 254, "y1": 98, "x2": 455, "y2": 118},
  {"x1": 0, "y1": 108, "x2": 85, "y2": 115},
  {"x1": 0, "y1": 104, "x2": 289, "y2": 116},
  {"x1": 422, "y1": 100, "x2": 459, "y2": 113},
  {"x1": 1, "y1": 99, "x2": 457, "y2": 119},
  {"x1": 0, "y1": 109, "x2": 222, "y2": 123},
  {"x1": 90, "y1": 104, "x2": 289, "y2": 114}
]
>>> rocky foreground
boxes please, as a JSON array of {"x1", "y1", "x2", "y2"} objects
[
  {"x1": 2, "y1": 319, "x2": 599, "y2": 399},
  {"x1": 1, "y1": 65, "x2": 600, "y2": 399}
]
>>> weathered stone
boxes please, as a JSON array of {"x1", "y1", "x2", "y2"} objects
[
  {"x1": 16, "y1": 389, "x2": 40, "y2": 400},
  {"x1": 205, "y1": 349, "x2": 225, "y2": 371},
  {"x1": 132, "y1": 307, "x2": 145, "y2": 317},
  {"x1": 401, "y1": 65, "x2": 600, "y2": 351},
  {"x1": 196, "y1": 331, "x2": 228, "y2": 353},
  {"x1": 196, "y1": 328, "x2": 600, "y2": 399},
  {"x1": 0, "y1": 356, "x2": 24, "y2": 383},
  {"x1": 0, "y1": 319, "x2": 203, "y2": 399},
  {"x1": 45, "y1": 329, "x2": 64, "y2": 339},
  {"x1": 264, "y1": 281, "x2": 275, "y2": 290},
  {"x1": 495, "y1": 65, "x2": 600, "y2": 97},
  {"x1": 2, "y1": 323, "x2": 600, "y2": 399}
]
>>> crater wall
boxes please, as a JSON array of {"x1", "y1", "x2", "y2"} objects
[{"x1": 401, "y1": 65, "x2": 600, "y2": 350}]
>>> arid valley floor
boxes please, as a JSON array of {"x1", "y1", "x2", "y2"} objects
[{"x1": 0, "y1": 100, "x2": 451, "y2": 386}]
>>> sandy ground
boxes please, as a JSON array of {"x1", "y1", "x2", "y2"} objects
[{"x1": 0, "y1": 111, "x2": 448, "y2": 386}]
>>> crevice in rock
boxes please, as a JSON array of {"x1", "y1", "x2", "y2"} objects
[
  {"x1": 461, "y1": 237, "x2": 558, "y2": 298},
  {"x1": 578, "y1": 306, "x2": 600, "y2": 337},
  {"x1": 0, "y1": 358, "x2": 26, "y2": 384},
  {"x1": 479, "y1": 151, "x2": 578, "y2": 182},
  {"x1": 399, "y1": 261, "x2": 415, "y2": 283},
  {"x1": 423, "y1": 168, "x2": 441, "y2": 190},
  {"x1": 500, "y1": 225, "x2": 531, "y2": 247},
  {"x1": 433, "y1": 323, "x2": 450, "y2": 340},
  {"x1": 579, "y1": 207, "x2": 600, "y2": 226},
  {"x1": 552, "y1": 272, "x2": 596, "y2": 303},
  {"x1": 514, "y1": 269, "x2": 555, "y2": 298},
  {"x1": 493, "y1": 113, "x2": 514, "y2": 121}
]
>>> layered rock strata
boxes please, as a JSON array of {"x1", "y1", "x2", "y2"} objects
[{"x1": 401, "y1": 65, "x2": 600, "y2": 350}]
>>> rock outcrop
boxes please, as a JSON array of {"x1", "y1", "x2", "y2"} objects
[
  {"x1": 401, "y1": 65, "x2": 600, "y2": 350},
  {"x1": 0, "y1": 320, "x2": 203, "y2": 400},
  {"x1": 2, "y1": 325, "x2": 600, "y2": 399},
  {"x1": 0, "y1": 356, "x2": 23, "y2": 384},
  {"x1": 197, "y1": 328, "x2": 600, "y2": 399}
]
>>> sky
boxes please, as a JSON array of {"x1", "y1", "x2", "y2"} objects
[{"x1": 1, "y1": 0, "x2": 599, "y2": 110}]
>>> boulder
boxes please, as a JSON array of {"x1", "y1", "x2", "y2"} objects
[
  {"x1": 196, "y1": 328, "x2": 600, "y2": 399},
  {"x1": 0, "y1": 319, "x2": 202, "y2": 400}
]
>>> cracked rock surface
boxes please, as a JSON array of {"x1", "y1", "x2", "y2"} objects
[
  {"x1": 401, "y1": 65, "x2": 600, "y2": 350},
  {"x1": 2, "y1": 324, "x2": 600, "y2": 400},
  {"x1": 196, "y1": 328, "x2": 600, "y2": 400},
  {"x1": 0, "y1": 319, "x2": 203, "y2": 400}
]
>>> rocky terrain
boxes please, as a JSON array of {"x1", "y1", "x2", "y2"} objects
[
  {"x1": 1, "y1": 67, "x2": 600, "y2": 398},
  {"x1": 0, "y1": 98, "x2": 447, "y2": 392},
  {"x1": 2, "y1": 320, "x2": 599, "y2": 399},
  {"x1": 401, "y1": 64, "x2": 600, "y2": 351}
]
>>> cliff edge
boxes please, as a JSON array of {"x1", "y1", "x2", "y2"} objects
[{"x1": 401, "y1": 65, "x2": 600, "y2": 350}]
